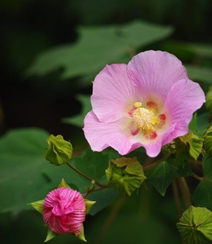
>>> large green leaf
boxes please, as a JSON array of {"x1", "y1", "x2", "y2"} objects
[
  {"x1": 145, "y1": 158, "x2": 192, "y2": 196},
  {"x1": 0, "y1": 128, "x2": 118, "y2": 214},
  {"x1": 193, "y1": 155, "x2": 212, "y2": 210},
  {"x1": 26, "y1": 20, "x2": 173, "y2": 80}
]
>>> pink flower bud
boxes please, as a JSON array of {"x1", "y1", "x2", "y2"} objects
[{"x1": 43, "y1": 187, "x2": 86, "y2": 236}]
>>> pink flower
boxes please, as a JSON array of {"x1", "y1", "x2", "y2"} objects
[
  {"x1": 83, "y1": 50, "x2": 205, "y2": 157},
  {"x1": 43, "y1": 187, "x2": 86, "y2": 235}
]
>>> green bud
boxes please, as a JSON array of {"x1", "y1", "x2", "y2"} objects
[
  {"x1": 174, "y1": 131, "x2": 204, "y2": 160},
  {"x1": 105, "y1": 157, "x2": 146, "y2": 196},
  {"x1": 206, "y1": 86, "x2": 212, "y2": 113},
  {"x1": 45, "y1": 134, "x2": 73, "y2": 166},
  {"x1": 177, "y1": 206, "x2": 212, "y2": 244},
  {"x1": 203, "y1": 126, "x2": 212, "y2": 156}
]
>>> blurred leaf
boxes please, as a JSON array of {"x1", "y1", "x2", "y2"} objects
[
  {"x1": 186, "y1": 65, "x2": 212, "y2": 85},
  {"x1": 185, "y1": 43, "x2": 212, "y2": 58},
  {"x1": 196, "y1": 112, "x2": 210, "y2": 134},
  {"x1": 193, "y1": 154, "x2": 212, "y2": 210},
  {"x1": 62, "y1": 95, "x2": 91, "y2": 127},
  {"x1": 146, "y1": 158, "x2": 192, "y2": 196},
  {"x1": 0, "y1": 128, "x2": 117, "y2": 214},
  {"x1": 26, "y1": 20, "x2": 173, "y2": 80}
]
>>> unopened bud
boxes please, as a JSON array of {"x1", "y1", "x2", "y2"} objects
[
  {"x1": 105, "y1": 157, "x2": 146, "y2": 196},
  {"x1": 45, "y1": 134, "x2": 73, "y2": 166},
  {"x1": 177, "y1": 206, "x2": 212, "y2": 244}
]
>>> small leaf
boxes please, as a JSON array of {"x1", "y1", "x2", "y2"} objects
[
  {"x1": 57, "y1": 178, "x2": 71, "y2": 188},
  {"x1": 31, "y1": 199, "x2": 44, "y2": 215},
  {"x1": 77, "y1": 224, "x2": 87, "y2": 242},
  {"x1": 44, "y1": 228, "x2": 57, "y2": 242}
]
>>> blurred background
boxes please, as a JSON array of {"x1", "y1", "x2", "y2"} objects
[{"x1": 1, "y1": 0, "x2": 212, "y2": 243}]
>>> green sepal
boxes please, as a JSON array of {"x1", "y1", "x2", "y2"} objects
[
  {"x1": 77, "y1": 224, "x2": 87, "y2": 242},
  {"x1": 203, "y1": 126, "x2": 212, "y2": 155},
  {"x1": 44, "y1": 228, "x2": 57, "y2": 242},
  {"x1": 45, "y1": 134, "x2": 73, "y2": 166},
  {"x1": 57, "y1": 178, "x2": 71, "y2": 188},
  {"x1": 105, "y1": 157, "x2": 146, "y2": 196},
  {"x1": 31, "y1": 199, "x2": 44, "y2": 215},
  {"x1": 84, "y1": 199, "x2": 96, "y2": 214},
  {"x1": 177, "y1": 206, "x2": 212, "y2": 244},
  {"x1": 174, "y1": 131, "x2": 204, "y2": 160},
  {"x1": 206, "y1": 86, "x2": 212, "y2": 113}
]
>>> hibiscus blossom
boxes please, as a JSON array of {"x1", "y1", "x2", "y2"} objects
[{"x1": 83, "y1": 50, "x2": 205, "y2": 157}]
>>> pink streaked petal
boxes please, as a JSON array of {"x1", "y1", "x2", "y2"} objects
[
  {"x1": 83, "y1": 111, "x2": 144, "y2": 155},
  {"x1": 91, "y1": 64, "x2": 141, "y2": 123},
  {"x1": 127, "y1": 50, "x2": 188, "y2": 101},
  {"x1": 163, "y1": 79, "x2": 205, "y2": 143}
]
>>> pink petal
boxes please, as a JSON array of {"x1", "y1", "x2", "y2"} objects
[
  {"x1": 127, "y1": 50, "x2": 188, "y2": 101},
  {"x1": 83, "y1": 111, "x2": 142, "y2": 155},
  {"x1": 163, "y1": 79, "x2": 205, "y2": 144},
  {"x1": 91, "y1": 64, "x2": 141, "y2": 123}
]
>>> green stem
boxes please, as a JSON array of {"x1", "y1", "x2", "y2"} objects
[
  {"x1": 178, "y1": 177, "x2": 193, "y2": 208},
  {"x1": 66, "y1": 162, "x2": 105, "y2": 187},
  {"x1": 193, "y1": 173, "x2": 203, "y2": 181},
  {"x1": 172, "y1": 179, "x2": 182, "y2": 218},
  {"x1": 95, "y1": 194, "x2": 126, "y2": 244},
  {"x1": 143, "y1": 153, "x2": 170, "y2": 171}
]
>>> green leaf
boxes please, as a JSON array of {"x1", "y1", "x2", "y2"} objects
[
  {"x1": 193, "y1": 155, "x2": 212, "y2": 210},
  {"x1": 146, "y1": 158, "x2": 192, "y2": 196},
  {"x1": 62, "y1": 95, "x2": 91, "y2": 127},
  {"x1": 26, "y1": 20, "x2": 173, "y2": 80},
  {"x1": 44, "y1": 228, "x2": 57, "y2": 242},
  {"x1": 72, "y1": 147, "x2": 109, "y2": 181},
  {"x1": 186, "y1": 65, "x2": 212, "y2": 85}
]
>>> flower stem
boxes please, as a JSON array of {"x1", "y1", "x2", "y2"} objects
[
  {"x1": 177, "y1": 177, "x2": 193, "y2": 208},
  {"x1": 66, "y1": 162, "x2": 105, "y2": 187},
  {"x1": 143, "y1": 153, "x2": 170, "y2": 171},
  {"x1": 172, "y1": 179, "x2": 182, "y2": 218},
  {"x1": 95, "y1": 194, "x2": 126, "y2": 244},
  {"x1": 193, "y1": 173, "x2": 203, "y2": 181}
]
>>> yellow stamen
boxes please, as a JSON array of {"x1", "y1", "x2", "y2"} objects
[{"x1": 134, "y1": 102, "x2": 142, "y2": 108}]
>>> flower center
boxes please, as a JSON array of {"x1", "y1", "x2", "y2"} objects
[
  {"x1": 129, "y1": 102, "x2": 166, "y2": 139},
  {"x1": 132, "y1": 102, "x2": 159, "y2": 133}
]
